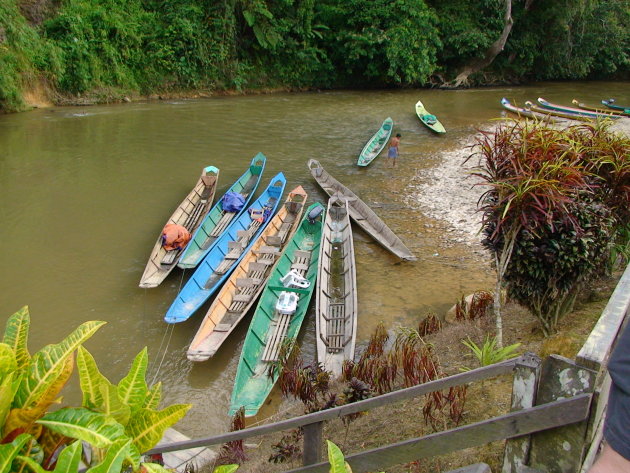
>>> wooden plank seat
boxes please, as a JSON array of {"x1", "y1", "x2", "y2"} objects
[
  {"x1": 236, "y1": 277, "x2": 262, "y2": 287},
  {"x1": 210, "y1": 211, "x2": 236, "y2": 237},
  {"x1": 260, "y1": 249, "x2": 313, "y2": 362},
  {"x1": 161, "y1": 249, "x2": 180, "y2": 266},
  {"x1": 261, "y1": 311, "x2": 292, "y2": 362},
  {"x1": 182, "y1": 201, "x2": 205, "y2": 230},
  {"x1": 265, "y1": 235, "x2": 284, "y2": 247},
  {"x1": 325, "y1": 303, "x2": 347, "y2": 352}
]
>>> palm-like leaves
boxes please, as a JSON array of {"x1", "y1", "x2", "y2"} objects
[{"x1": 2, "y1": 307, "x2": 31, "y2": 371}]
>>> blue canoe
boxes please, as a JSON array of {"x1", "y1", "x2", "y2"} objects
[
  {"x1": 178, "y1": 154, "x2": 266, "y2": 269},
  {"x1": 165, "y1": 172, "x2": 287, "y2": 323}
]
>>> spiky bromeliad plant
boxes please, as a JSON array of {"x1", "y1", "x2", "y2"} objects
[
  {"x1": 470, "y1": 119, "x2": 625, "y2": 337},
  {"x1": 0, "y1": 306, "x2": 191, "y2": 473}
]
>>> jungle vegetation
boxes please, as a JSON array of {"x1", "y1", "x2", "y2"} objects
[{"x1": 0, "y1": 0, "x2": 628, "y2": 112}]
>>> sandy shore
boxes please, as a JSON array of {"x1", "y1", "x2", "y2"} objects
[{"x1": 409, "y1": 119, "x2": 630, "y2": 250}]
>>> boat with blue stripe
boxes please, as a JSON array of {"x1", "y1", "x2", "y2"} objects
[
  {"x1": 165, "y1": 172, "x2": 287, "y2": 323},
  {"x1": 178, "y1": 154, "x2": 266, "y2": 269}
]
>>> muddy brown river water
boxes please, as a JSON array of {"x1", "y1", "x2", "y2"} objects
[{"x1": 1, "y1": 81, "x2": 628, "y2": 436}]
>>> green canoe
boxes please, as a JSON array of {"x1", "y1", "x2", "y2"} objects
[
  {"x1": 415, "y1": 100, "x2": 446, "y2": 133},
  {"x1": 357, "y1": 117, "x2": 394, "y2": 167},
  {"x1": 178, "y1": 154, "x2": 266, "y2": 269},
  {"x1": 229, "y1": 202, "x2": 325, "y2": 417}
]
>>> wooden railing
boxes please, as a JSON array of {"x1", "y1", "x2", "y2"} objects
[{"x1": 149, "y1": 263, "x2": 630, "y2": 473}]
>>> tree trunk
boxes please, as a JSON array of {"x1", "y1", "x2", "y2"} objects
[{"x1": 446, "y1": 0, "x2": 514, "y2": 88}]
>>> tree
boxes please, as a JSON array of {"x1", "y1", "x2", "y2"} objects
[{"x1": 469, "y1": 120, "x2": 624, "y2": 337}]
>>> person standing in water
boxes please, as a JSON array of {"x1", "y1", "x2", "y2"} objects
[{"x1": 388, "y1": 133, "x2": 401, "y2": 167}]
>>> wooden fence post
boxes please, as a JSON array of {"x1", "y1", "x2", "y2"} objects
[
  {"x1": 502, "y1": 352, "x2": 541, "y2": 473},
  {"x1": 303, "y1": 421, "x2": 324, "y2": 466},
  {"x1": 528, "y1": 355, "x2": 596, "y2": 473}
]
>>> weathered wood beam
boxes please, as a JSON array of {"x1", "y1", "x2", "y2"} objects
[
  {"x1": 283, "y1": 394, "x2": 591, "y2": 473},
  {"x1": 147, "y1": 358, "x2": 519, "y2": 455}
]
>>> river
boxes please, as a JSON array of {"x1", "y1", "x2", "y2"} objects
[{"x1": 0, "y1": 80, "x2": 628, "y2": 436}]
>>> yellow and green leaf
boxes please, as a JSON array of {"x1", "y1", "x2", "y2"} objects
[
  {"x1": 143, "y1": 383, "x2": 162, "y2": 410},
  {"x1": 326, "y1": 441, "x2": 348, "y2": 473},
  {"x1": 0, "y1": 433, "x2": 30, "y2": 473},
  {"x1": 77, "y1": 346, "x2": 111, "y2": 410},
  {"x1": 213, "y1": 465, "x2": 239, "y2": 473},
  {"x1": 85, "y1": 438, "x2": 131, "y2": 473},
  {"x1": 0, "y1": 372, "x2": 21, "y2": 434},
  {"x1": 37, "y1": 408, "x2": 126, "y2": 449},
  {"x1": 4, "y1": 355, "x2": 74, "y2": 435},
  {"x1": 0, "y1": 343, "x2": 17, "y2": 378},
  {"x1": 50, "y1": 440, "x2": 83, "y2": 473},
  {"x1": 125, "y1": 404, "x2": 191, "y2": 454},
  {"x1": 15, "y1": 321, "x2": 106, "y2": 410},
  {"x1": 141, "y1": 463, "x2": 174, "y2": 473},
  {"x1": 2, "y1": 306, "x2": 31, "y2": 371},
  {"x1": 117, "y1": 348, "x2": 148, "y2": 413}
]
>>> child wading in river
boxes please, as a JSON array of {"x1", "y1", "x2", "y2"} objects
[{"x1": 388, "y1": 133, "x2": 401, "y2": 168}]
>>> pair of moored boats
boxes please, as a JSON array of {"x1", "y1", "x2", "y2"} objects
[
  {"x1": 501, "y1": 97, "x2": 628, "y2": 122},
  {"x1": 357, "y1": 100, "x2": 445, "y2": 167},
  {"x1": 139, "y1": 156, "x2": 415, "y2": 417}
]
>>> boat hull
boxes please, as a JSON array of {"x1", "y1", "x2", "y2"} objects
[
  {"x1": 187, "y1": 186, "x2": 307, "y2": 361},
  {"x1": 357, "y1": 117, "x2": 393, "y2": 167},
  {"x1": 229, "y1": 202, "x2": 325, "y2": 417},
  {"x1": 178, "y1": 154, "x2": 266, "y2": 269},
  {"x1": 164, "y1": 172, "x2": 287, "y2": 323},
  {"x1": 307, "y1": 159, "x2": 416, "y2": 261},
  {"x1": 316, "y1": 195, "x2": 357, "y2": 376},
  {"x1": 139, "y1": 166, "x2": 219, "y2": 288},
  {"x1": 415, "y1": 100, "x2": 446, "y2": 133}
]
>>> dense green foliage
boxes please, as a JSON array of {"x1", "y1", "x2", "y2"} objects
[
  {"x1": 0, "y1": 0, "x2": 628, "y2": 111},
  {"x1": 473, "y1": 121, "x2": 630, "y2": 335}
]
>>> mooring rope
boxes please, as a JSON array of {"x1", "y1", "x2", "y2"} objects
[
  {"x1": 150, "y1": 268, "x2": 187, "y2": 384},
  {"x1": 151, "y1": 323, "x2": 174, "y2": 386}
]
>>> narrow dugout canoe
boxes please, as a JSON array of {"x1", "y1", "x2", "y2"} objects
[
  {"x1": 139, "y1": 166, "x2": 219, "y2": 289},
  {"x1": 602, "y1": 99, "x2": 630, "y2": 112},
  {"x1": 524, "y1": 101, "x2": 593, "y2": 122},
  {"x1": 572, "y1": 99, "x2": 630, "y2": 116},
  {"x1": 164, "y1": 173, "x2": 287, "y2": 323},
  {"x1": 536, "y1": 97, "x2": 619, "y2": 120},
  {"x1": 186, "y1": 186, "x2": 308, "y2": 361},
  {"x1": 357, "y1": 117, "x2": 394, "y2": 167},
  {"x1": 229, "y1": 202, "x2": 325, "y2": 417},
  {"x1": 178, "y1": 154, "x2": 266, "y2": 269},
  {"x1": 316, "y1": 194, "x2": 357, "y2": 376},
  {"x1": 307, "y1": 159, "x2": 416, "y2": 261},
  {"x1": 500, "y1": 98, "x2": 562, "y2": 124},
  {"x1": 415, "y1": 100, "x2": 446, "y2": 133}
]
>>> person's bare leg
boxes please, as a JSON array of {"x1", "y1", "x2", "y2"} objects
[{"x1": 589, "y1": 444, "x2": 630, "y2": 473}]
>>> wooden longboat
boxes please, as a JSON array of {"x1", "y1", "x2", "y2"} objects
[
  {"x1": 186, "y1": 186, "x2": 308, "y2": 361},
  {"x1": 601, "y1": 99, "x2": 630, "y2": 112},
  {"x1": 415, "y1": 100, "x2": 446, "y2": 133},
  {"x1": 316, "y1": 194, "x2": 357, "y2": 376},
  {"x1": 524, "y1": 101, "x2": 593, "y2": 122},
  {"x1": 357, "y1": 117, "x2": 393, "y2": 167},
  {"x1": 139, "y1": 166, "x2": 219, "y2": 289},
  {"x1": 500, "y1": 98, "x2": 562, "y2": 124},
  {"x1": 572, "y1": 99, "x2": 630, "y2": 117},
  {"x1": 229, "y1": 202, "x2": 325, "y2": 417},
  {"x1": 307, "y1": 159, "x2": 416, "y2": 261},
  {"x1": 178, "y1": 154, "x2": 266, "y2": 269},
  {"x1": 164, "y1": 173, "x2": 287, "y2": 324},
  {"x1": 536, "y1": 97, "x2": 619, "y2": 120}
]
